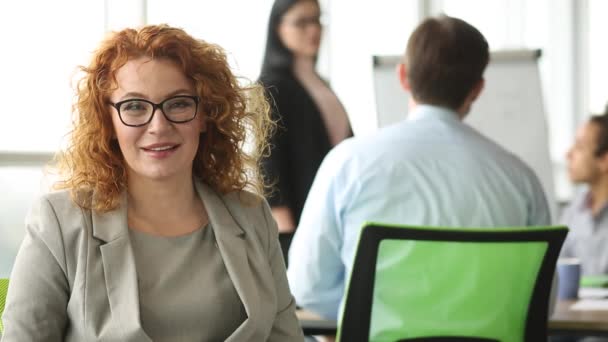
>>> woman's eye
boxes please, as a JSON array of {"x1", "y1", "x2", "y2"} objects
[
  {"x1": 170, "y1": 101, "x2": 192, "y2": 109},
  {"x1": 124, "y1": 102, "x2": 146, "y2": 111}
]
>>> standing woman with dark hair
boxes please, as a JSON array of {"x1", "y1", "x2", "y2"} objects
[{"x1": 260, "y1": 0, "x2": 352, "y2": 233}]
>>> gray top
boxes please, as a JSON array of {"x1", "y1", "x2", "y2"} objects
[
  {"x1": 129, "y1": 223, "x2": 247, "y2": 342},
  {"x1": 560, "y1": 188, "x2": 608, "y2": 275}
]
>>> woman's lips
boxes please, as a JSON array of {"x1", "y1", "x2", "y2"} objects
[{"x1": 141, "y1": 144, "x2": 180, "y2": 158}]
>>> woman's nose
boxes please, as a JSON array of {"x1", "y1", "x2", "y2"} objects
[{"x1": 147, "y1": 108, "x2": 172, "y2": 132}]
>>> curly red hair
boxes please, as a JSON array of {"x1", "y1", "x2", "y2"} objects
[{"x1": 54, "y1": 24, "x2": 273, "y2": 212}]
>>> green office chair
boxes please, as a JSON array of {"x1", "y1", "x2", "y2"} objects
[
  {"x1": 336, "y1": 223, "x2": 568, "y2": 342},
  {"x1": 0, "y1": 278, "x2": 8, "y2": 334}
]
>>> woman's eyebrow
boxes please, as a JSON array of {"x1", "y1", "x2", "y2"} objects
[{"x1": 118, "y1": 89, "x2": 194, "y2": 101}]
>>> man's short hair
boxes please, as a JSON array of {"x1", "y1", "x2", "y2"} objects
[
  {"x1": 589, "y1": 104, "x2": 608, "y2": 157},
  {"x1": 405, "y1": 15, "x2": 489, "y2": 110}
]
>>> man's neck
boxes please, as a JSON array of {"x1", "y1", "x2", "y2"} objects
[
  {"x1": 589, "y1": 177, "x2": 608, "y2": 216},
  {"x1": 408, "y1": 100, "x2": 465, "y2": 120}
]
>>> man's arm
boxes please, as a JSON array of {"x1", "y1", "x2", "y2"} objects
[{"x1": 287, "y1": 148, "x2": 350, "y2": 320}]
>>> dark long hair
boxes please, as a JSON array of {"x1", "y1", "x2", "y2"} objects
[{"x1": 260, "y1": 0, "x2": 319, "y2": 77}]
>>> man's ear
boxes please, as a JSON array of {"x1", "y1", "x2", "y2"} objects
[
  {"x1": 396, "y1": 63, "x2": 411, "y2": 92},
  {"x1": 469, "y1": 78, "x2": 485, "y2": 102},
  {"x1": 598, "y1": 152, "x2": 608, "y2": 173}
]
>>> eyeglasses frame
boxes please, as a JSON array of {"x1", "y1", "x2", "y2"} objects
[{"x1": 109, "y1": 95, "x2": 201, "y2": 127}]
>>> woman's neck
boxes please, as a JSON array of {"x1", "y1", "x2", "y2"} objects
[
  {"x1": 126, "y1": 174, "x2": 206, "y2": 236},
  {"x1": 291, "y1": 54, "x2": 351, "y2": 147},
  {"x1": 293, "y1": 55, "x2": 316, "y2": 77}
]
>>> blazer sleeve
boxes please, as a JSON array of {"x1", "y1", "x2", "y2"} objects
[
  {"x1": 260, "y1": 200, "x2": 304, "y2": 342},
  {"x1": 262, "y1": 84, "x2": 293, "y2": 209},
  {"x1": 1, "y1": 196, "x2": 69, "y2": 341}
]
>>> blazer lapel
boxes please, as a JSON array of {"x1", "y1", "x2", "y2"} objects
[
  {"x1": 196, "y1": 182, "x2": 260, "y2": 341},
  {"x1": 92, "y1": 192, "x2": 152, "y2": 342}
]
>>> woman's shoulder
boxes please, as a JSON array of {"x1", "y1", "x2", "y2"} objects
[
  {"x1": 197, "y1": 182, "x2": 275, "y2": 242},
  {"x1": 27, "y1": 188, "x2": 92, "y2": 235},
  {"x1": 34, "y1": 188, "x2": 84, "y2": 214},
  {"x1": 219, "y1": 190, "x2": 274, "y2": 232},
  {"x1": 221, "y1": 189, "x2": 267, "y2": 215}
]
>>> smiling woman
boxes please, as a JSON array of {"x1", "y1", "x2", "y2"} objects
[{"x1": 0, "y1": 24, "x2": 304, "y2": 342}]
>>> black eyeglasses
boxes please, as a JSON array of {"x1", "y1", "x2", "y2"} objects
[{"x1": 109, "y1": 95, "x2": 200, "y2": 127}]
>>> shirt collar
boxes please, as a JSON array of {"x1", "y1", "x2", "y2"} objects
[
  {"x1": 578, "y1": 188, "x2": 608, "y2": 220},
  {"x1": 407, "y1": 104, "x2": 462, "y2": 124},
  {"x1": 573, "y1": 187, "x2": 592, "y2": 212}
]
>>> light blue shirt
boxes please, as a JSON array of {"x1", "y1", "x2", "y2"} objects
[
  {"x1": 287, "y1": 105, "x2": 551, "y2": 320},
  {"x1": 560, "y1": 187, "x2": 608, "y2": 275}
]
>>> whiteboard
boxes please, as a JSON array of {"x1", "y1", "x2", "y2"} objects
[{"x1": 372, "y1": 50, "x2": 557, "y2": 220}]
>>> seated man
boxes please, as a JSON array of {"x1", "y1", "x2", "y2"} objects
[
  {"x1": 561, "y1": 108, "x2": 608, "y2": 275},
  {"x1": 287, "y1": 15, "x2": 551, "y2": 320}
]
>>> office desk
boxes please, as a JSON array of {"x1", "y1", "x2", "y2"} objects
[
  {"x1": 297, "y1": 310, "x2": 337, "y2": 336},
  {"x1": 298, "y1": 300, "x2": 608, "y2": 337},
  {"x1": 549, "y1": 300, "x2": 608, "y2": 336}
]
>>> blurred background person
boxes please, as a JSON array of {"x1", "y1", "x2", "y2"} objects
[
  {"x1": 561, "y1": 106, "x2": 608, "y2": 276},
  {"x1": 259, "y1": 0, "x2": 352, "y2": 234},
  {"x1": 287, "y1": 15, "x2": 551, "y2": 321}
]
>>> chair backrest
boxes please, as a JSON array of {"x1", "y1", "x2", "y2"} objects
[
  {"x1": 0, "y1": 278, "x2": 8, "y2": 334},
  {"x1": 337, "y1": 223, "x2": 568, "y2": 342}
]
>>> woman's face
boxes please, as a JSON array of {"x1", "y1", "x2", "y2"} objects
[
  {"x1": 109, "y1": 57, "x2": 205, "y2": 184},
  {"x1": 277, "y1": 0, "x2": 322, "y2": 58}
]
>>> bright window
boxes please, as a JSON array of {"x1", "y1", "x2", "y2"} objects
[
  {"x1": 0, "y1": 1, "x2": 105, "y2": 153},
  {"x1": 588, "y1": 0, "x2": 608, "y2": 114},
  {"x1": 325, "y1": 0, "x2": 421, "y2": 136},
  {"x1": 146, "y1": 0, "x2": 275, "y2": 82},
  {"x1": 0, "y1": 1, "x2": 105, "y2": 277}
]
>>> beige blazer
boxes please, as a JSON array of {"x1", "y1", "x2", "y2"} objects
[{"x1": 1, "y1": 181, "x2": 304, "y2": 341}]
